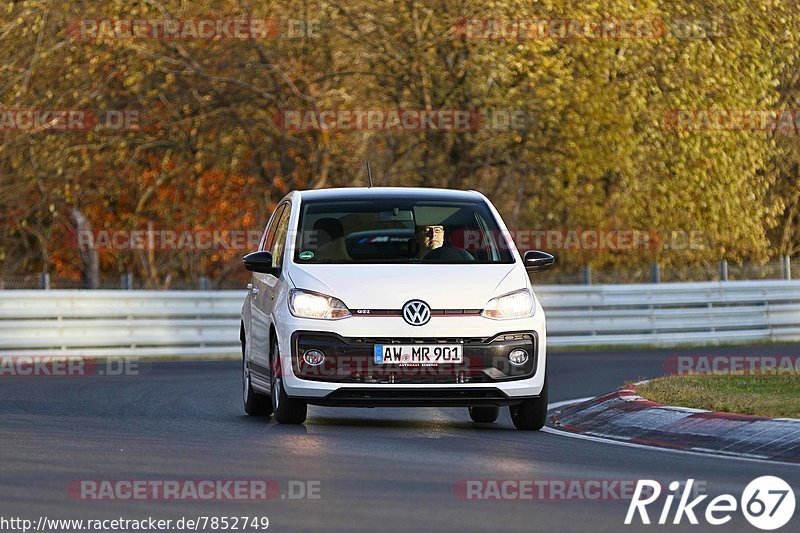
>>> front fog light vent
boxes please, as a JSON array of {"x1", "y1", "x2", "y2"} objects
[
  {"x1": 508, "y1": 349, "x2": 529, "y2": 367},
  {"x1": 303, "y1": 349, "x2": 325, "y2": 366}
]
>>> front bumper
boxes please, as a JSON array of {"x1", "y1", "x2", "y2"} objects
[
  {"x1": 291, "y1": 331, "x2": 538, "y2": 384},
  {"x1": 275, "y1": 311, "x2": 547, "y2": 401}
]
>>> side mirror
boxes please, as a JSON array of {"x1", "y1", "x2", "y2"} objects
[
  {"x1": 523, "y1": 250, "x2": 555, "y2": 273},
  {"x1": 243, "y1": 251, "x2": 279, "y2": 276}
]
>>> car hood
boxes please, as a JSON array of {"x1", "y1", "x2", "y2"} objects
[{"x1": 287, "y1": 263, "x2": 527, "y2": 310}]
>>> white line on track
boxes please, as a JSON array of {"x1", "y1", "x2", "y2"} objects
[
  {"x1": 545, "y1": 397, "x2": 800, "y2": 467},
  {"x1": 547, "y1": 397, "x2": 594, "y2": 410}
]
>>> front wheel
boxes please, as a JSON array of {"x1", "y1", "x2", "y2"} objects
[
  {"x1": 270, "y1": 337, "x2": 307, "y2": 424},
  {"x1": 509, "y1": 373, "x2": 548, "y2": 431},
  {"x1": 242, "y1": 341, "x2": 272, "y2": 416}
]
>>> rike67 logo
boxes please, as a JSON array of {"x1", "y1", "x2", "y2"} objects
[{"x1": 626, "y1": 477, "x2": 795, "y2": 530}]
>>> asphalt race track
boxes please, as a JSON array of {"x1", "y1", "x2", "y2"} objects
[{"x1": 1, "y1": 344, "x2": 799, "y2": 532}]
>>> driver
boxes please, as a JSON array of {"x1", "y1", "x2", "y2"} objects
[{"x1": 415, "y1": 225, "x2": 444, "y2": 259}]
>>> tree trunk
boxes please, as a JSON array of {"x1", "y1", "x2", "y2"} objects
[{"x1": 71, "y1": 208, "x2": 100, "y2": 289}]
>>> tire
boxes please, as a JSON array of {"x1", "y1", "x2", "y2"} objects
[
  {"x1": 469, "y1": 406, "x2": 499, "y2": 423},
  {"x1": 509, "y1": 372, "x2": 548, "y2": 431},
  {"x1": 242, "y1": 337, "x2": 272, "y2": 416},
  {"x1": 270, "y1": 336, "x2": 307, "y2": 424}
]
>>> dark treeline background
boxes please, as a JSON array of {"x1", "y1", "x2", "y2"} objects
[{"x1": 2, "y1": 0, "x2": 800, "y2": 287}]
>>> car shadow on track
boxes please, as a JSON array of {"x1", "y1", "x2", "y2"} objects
[{"x1": 297, "y1": 416, "x2": 488, "y2": 431}]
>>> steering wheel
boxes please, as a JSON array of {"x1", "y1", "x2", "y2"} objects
[{"x1": 422, "y1": 245, "x2": 474, "y2": 261}]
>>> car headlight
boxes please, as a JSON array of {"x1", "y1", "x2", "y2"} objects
[
  {"x1": 481, "y1": 289, "x2": 535, "y2": 320},
  {"x1": 288, "y1": 289, "x2": 351, "y2": 320}
]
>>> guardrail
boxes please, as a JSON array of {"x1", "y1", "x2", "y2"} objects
[{"x1": 1, "y1": 280, "x2": 799, "y2": 357}]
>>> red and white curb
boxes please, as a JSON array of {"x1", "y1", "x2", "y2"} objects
[{"x1": 548, "y1": 389, "x2": 800, "y2": 464}]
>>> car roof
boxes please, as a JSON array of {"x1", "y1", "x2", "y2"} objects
[{"x1": 296, "y1": 187, "x2": 484, "y2": 203}]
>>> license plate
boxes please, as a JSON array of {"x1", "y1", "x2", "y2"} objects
[{"x1": 373, "y1": 344, "x2": 463, "y2": 365}]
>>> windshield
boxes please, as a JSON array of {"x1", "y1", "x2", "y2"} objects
[{"x1": 293, "y1": 198, "x2": 515, "y2": 264}]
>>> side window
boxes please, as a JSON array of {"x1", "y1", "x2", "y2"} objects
[
  {"x1": 270, "y1": 205, "x2": 291, "y2": 268},
  {"x1": 260, "y1": 204, "x2": 286, "y2": 252}
]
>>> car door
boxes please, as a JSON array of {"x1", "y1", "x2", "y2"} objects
[{"x1": 250, "y1": 201, "x2": 291, "y2": 371}]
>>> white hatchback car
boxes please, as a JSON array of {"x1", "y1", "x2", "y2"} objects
[{"x1": 240, "y1": 187, "x2": 554, "y2": 429}]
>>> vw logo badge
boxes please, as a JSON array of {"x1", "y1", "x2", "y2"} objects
[{"x1": 402, "y1": 300, "x2": 431, "y2": 326}]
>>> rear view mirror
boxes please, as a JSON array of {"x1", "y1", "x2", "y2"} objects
[
  {"x1": 379, "y1": 209, "x2": 414, "y2": 222},
  {"x1": 523, "y1": 250, "x2": 555, "y2": 273},
  {"x1": 243, "y1": 251, "x2": 280, "y2": 276}
]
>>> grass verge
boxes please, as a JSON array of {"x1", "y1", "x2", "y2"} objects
[{"x1": 634, "y1": 373, "x2": 800, "y2": 419}]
